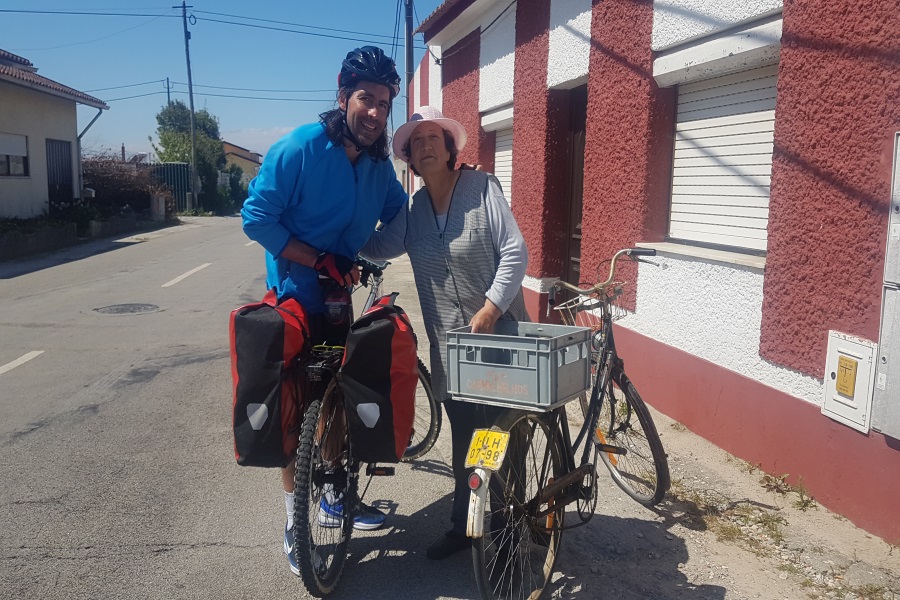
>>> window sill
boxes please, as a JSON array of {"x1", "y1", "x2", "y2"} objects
[{"x1": 635, "y1": 242, "x2": 766, "y2": 271}]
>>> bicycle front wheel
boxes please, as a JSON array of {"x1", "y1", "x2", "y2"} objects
[
  {"x1": 402, "y1": 359, "x2": 442, "y2": 461},
  {"x1": 293, "y1": 381, "x2": 356, "y2": 597},
  {"x1": 472, "y1": 410, "x2": 566, "y2": 600},
  {"x1": 596, "y1": 371, "x2": 670, "y2": 506}
]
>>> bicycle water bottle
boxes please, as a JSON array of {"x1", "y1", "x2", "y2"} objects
[{"x1": 322, "y1": 283, "x2": 352, "y2": 345}]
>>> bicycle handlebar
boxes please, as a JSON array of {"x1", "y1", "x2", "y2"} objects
[
  {"x1": 550, "y1": 247, "x2": 656, "y2": 300},
  {"x1": 355, "y1": 256, "x2": 390, "y2": 287}
]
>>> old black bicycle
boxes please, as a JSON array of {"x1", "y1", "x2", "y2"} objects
[{"x1": 462, "y1": 248, "x2": 670, "y2": 600}]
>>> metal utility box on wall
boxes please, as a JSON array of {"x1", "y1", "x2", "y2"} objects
[
  {"x1": 822, "y1": 331, "x2": 876, "y2": 434},
  {"x1": 872, "y1": 131, "x2": 900, "y2": 440},
  {"x1": 873, "y1": 286, "x2": 900, "y2": 439},
  {"x1": 883, "y1": 132, "x2": 900, "y2": 286}
]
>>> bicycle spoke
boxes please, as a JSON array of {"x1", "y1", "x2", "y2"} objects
[{"x1": 473, "y1": 412, "x2": 564, "y2": 600}]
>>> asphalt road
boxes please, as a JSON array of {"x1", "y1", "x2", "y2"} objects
[{"x1": 0, "y1": 217, "x2": 470, "y2": 599}]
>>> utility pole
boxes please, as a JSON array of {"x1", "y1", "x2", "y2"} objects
[
  {"x1": 166, "y1": 77, "x2": 171, "y2": 105},
  {"x1": 178, "y1": 1, "x2": 198, "y2": 210},
  {"x1": 405, "y1": 0, "x2": 414, "y2": 192},
  {"x1": 405, "y1": 0, "x2": 414, "y2": 120}
]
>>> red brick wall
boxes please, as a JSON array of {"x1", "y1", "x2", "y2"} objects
[
  {"x1": 759, "y1": 0, "x2": 900, "y2": 376},
  {"x1": 442, "y1": 29, "x2": 495, "y2": 171},
  {"x1": 582, "y1": 0, "x2": 675, "y2": 306}
]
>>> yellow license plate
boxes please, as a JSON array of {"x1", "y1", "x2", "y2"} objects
[
  {"x1": 465, "y1": 429, "x2": 510, "y2": 470},
  {"x1": 836, "y1": 355, "x2": 858, "y2": 397}
]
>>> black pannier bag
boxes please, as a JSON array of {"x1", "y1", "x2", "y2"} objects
[
  {"x1": 230, "y1": 289, "x2": 309, "y2": 467},
  {"x1": 340, "y1": 293, "x2": 418, "y2": 463}
]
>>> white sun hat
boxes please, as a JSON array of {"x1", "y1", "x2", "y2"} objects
[{"x1": 391, "y1": 106, "x2": 468, "y2": 163}]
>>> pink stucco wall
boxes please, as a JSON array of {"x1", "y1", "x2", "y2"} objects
[
  {"x1": 760, "y1": 0, "x2": 900, "y2": 377},
  {"x1": 581, "y1": 0, "x2": 675, "y2": 308},
  {"x1": 511, "y1": 0, "x2": 570, "y2": 278},
  {"x1": 442, "y1": 29, "x2": 495, "y2": 172}
]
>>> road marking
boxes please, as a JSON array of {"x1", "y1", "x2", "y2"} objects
[
  {"x1": 0, "y1": 351, "x2": 44, "y2": 375},
  {"x1": 244, "y1": 241, "x2": 257, "y2": 247},
  {"x1": 162, "y1": 263, "x2": 212, "y2": 288}
]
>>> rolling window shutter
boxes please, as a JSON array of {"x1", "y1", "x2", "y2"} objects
[
  {"x1": 493, "y1": 128, "x2": 513, "y2": 206},
  {"x1": 0, "y1": 133, "x2": 28, "y2": 157},
  {"x1": 669, "y1": 64, "x2": 778, "y2": 252}
]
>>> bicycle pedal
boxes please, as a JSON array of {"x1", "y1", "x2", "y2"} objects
[
  {"x1": 365, "y1": 464, "x2": 395, "y2": 477},
  {"x1": 595, "y1": 442, "x2": 627, "y2": 456}
]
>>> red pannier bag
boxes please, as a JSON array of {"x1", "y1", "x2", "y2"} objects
[
  {"x1": 340, "y1": 293, "x2": 417, "y2": 463},
  {"x1": 230, "y1": 289, "x2": 309, "y2": 467}
]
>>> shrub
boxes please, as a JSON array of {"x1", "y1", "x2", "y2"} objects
[{"x1": 81, "y1": 155, "x2": 160, "y2": 217}]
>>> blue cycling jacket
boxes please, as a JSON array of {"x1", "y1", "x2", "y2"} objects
[{"x1": 242, "y1": 122, "x2": 407, "y2": 314}]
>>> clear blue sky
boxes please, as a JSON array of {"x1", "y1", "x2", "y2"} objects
[{"x1": 1, "y1": 0, "x2": 443, "y2": 159}]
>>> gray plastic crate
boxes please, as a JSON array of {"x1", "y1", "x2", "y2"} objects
[{"x1": 446, "y1": 321, "x2": 592, "y2": 411}]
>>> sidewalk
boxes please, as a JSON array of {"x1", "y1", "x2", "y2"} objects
[{"x1": 380, "y1": 254, "x2": 900, "y2": 600}]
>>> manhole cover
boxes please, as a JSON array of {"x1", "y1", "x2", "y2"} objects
[{"x1": 93, "y1": 304, "x2": 159, "y2": 315}]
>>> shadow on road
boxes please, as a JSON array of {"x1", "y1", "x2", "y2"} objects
[
  {"x1": 0, "y1": 236, "x2": 142, "y2": 279},
  {"x1": 325, "y1": 495, "x2": 727, "y2": 600}
]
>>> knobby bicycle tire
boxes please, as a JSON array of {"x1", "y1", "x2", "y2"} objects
[
  {"x1": 471, "y1": 410, "x2": 566, "y2": 600},
  {"x1": 402, "y1": 359, "x2": 442, "y2": 461},
  {"x1": 596, "y1": 370, "x2": 670, "y2": 506},
  {"x1": 293, "y1": 383, "x2": 356, "y2": 597}
]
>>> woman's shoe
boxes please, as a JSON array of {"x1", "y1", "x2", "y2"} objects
[{"x1": 426, "y1": 530, "x2": 471, "y2": 560}]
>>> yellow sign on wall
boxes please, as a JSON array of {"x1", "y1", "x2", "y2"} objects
[{"x1": 836, "y1": 355, "x2": 858, "y2": 398}]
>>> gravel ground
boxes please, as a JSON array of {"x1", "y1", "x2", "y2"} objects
[{"x1": 543, "y1": 403, "x2": 900, "y2": 600}]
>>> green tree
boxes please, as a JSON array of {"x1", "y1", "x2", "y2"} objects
[{"x1": 150, "y1": 100, "x2": 229, "y2": 213}]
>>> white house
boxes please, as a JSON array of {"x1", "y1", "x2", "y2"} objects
[{"x1": 0, "y1": 48, "x2": 107, "y2": 219}]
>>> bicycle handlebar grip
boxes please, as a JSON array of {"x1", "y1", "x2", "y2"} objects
[
  {"x1": 626, "y1": 248, "x2": 656, "y2": 257},
  {"x1": 355, "y1": 256, "x2": 384, "y2": 283}
]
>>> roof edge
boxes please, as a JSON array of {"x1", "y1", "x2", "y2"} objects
[
  {"x1": 0, "y1": 69, "x2": 108, "y2": 110},
  {"x1": 416, "y1": 0, "x2": 477, "y2": 43}
]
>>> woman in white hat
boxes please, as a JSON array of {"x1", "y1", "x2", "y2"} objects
[{"x1": 361, "y1": 106, "x2": 528, "y2": 559}]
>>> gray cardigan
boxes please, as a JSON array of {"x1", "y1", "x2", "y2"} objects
[{"x1": 361, "y1": 170, "x2": 529, "y2": 399}]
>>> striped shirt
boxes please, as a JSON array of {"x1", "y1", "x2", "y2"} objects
[{"x1": 362, "y1": 170, "x2": 528, "y2": 399}]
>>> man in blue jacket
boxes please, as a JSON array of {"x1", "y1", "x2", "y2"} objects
[{"x1": 241, "y1": 46, "x2": 406, "y2": 576}]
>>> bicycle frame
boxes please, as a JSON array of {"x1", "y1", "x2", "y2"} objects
[{"x1": 354, "y1": 256, "x2": 390, "y2": 314}]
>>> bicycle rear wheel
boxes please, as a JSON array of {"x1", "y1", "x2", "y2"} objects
[
  {"x1": 472, "y1": 410, "x2": 566, "y2": 600},
  {"x1": 596, "y1": 371, "x2": 670, "y2": 506},
  {"x1": 293, "y1": 381, "x2": 356, "y2": 597},
  {"x1": 402, "y1": 359, "x2": 442, "y2": 461}
]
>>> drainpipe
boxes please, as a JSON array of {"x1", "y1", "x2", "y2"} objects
[{"x1": 77, "y1": 107, "x2": 104, "y2": 197}]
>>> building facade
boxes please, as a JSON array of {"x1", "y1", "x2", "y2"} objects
[
  {"x1": 222, "y1": 141, "x2": 262, "y2": 187},
  {"x1": 0, "y1": 49, "x2": 107, "y2": 219},
  {"x1": 413, "y1": 0, "x2": 900, "y2": 541}
]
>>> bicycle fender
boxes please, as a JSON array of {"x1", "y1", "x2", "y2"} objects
[{"x1": 467, "y1": 467, "x2": 490, "y2": 539}]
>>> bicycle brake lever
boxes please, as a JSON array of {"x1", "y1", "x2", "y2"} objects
[{"x1": 635, "y1": 258, "x2": 660, "y2": 267}]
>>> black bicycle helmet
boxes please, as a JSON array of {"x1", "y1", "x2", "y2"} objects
[{"x1": 339, "y1": 46, "x2": 401, "y2": 98}]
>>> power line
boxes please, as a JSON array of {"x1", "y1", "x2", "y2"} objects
[
  {"x1": 0, "y1": 9, "x2": 178, "y2": 18},
  {"x1": 179, "y1": 91, "x2": 333, "y2": 102},
  {"x1": 171, "y1": 81, "x2": 333, "y2": 93},
  {"x1": 104, "y1": 89, "x2": 333, "y2": 102},
  {"x1": 10, "y1": 11, "x2": 175, "y2": 51},
  {"x1": 192, "y1": 10, "x2": 398, "y2": 42},
  {"x1": 0, "y1": 8, "x2": 427, "y2": 49},
  {"x1": 390, "y1": 0, "x2": 402, "y2": 61},
  {"x1": 196, "y1": 14, "x2": 426, "y2": 48},
  {"x1": 105, "y1": 91, "x2": 168, "y2": 102},
  {"x1": 85, "y1": 80, "x2": 166, "y2": 92}
]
